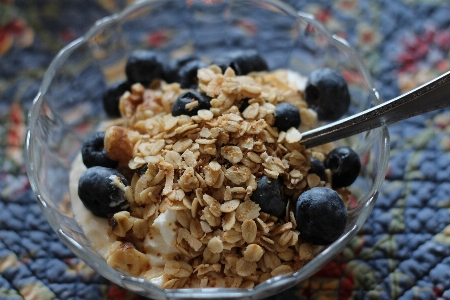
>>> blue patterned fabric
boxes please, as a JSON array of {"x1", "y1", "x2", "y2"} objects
[{"x1": 1, "y1": 0, "x2": 450, "y2": 299}]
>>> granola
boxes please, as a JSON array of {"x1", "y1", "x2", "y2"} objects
[{"x1": 73, "y1": 64, "x2": 349, "y2": 289}]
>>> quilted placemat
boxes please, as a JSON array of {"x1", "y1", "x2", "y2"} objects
[{"x1": 1, "y1": 0, "x2": 450, "y2": 299}]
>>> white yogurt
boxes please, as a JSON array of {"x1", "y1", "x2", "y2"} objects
[
  {"x1": 144, "y1": 210, "x2": 180, "y2": 267},
  {"x1": 69, "y1": 154, "x2": 179, "y2": 286}
]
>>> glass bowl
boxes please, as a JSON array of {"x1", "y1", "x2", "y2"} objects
[{"x1": 25, "y1": 0, "x2": 389, "y2": 299}]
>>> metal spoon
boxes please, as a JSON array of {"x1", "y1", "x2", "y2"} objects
[{"x1": 300, "y1": 70, "x2": 450, "y2": 149}]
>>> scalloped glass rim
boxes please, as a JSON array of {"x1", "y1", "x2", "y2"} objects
[{"x1": 25, "y1": 0, "x2": 390, "y2": 299}]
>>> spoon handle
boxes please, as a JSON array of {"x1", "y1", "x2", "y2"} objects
[{"x1": 300, "y1": 70, "x2": 450, "y2": 149}]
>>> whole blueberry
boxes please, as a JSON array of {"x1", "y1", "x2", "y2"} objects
[
  {"x1": 81, "y1": 132, "x2": 118, "y2": 169},
  {"x1": 102, "y1": 80, "x2": 130, "y2": 118},
  {"x1": 251, "y1": 175, "x2": 287, "y2": 218},
  {"x1": 125, "y1": 50, "x2": 163, "y2": 85},
  {"x1": 305, "y1": 68, "x2": 350, "y2": 121},
  {"x1": 295, "y1": 187, "x2": 348, "y2": 245},
  {"x1": 309, "y1": 157, "x2": 326, "y2": 181},
  {"x1": 78, "y1": 166, "x2": 130, "y2": 218},
  {"x1": 213, "y1": 50, "x2": 268, "y2": 75},
  {"x1": 178, "y1": 60, "x2": 208, "y2": 89},
  {"x1": 172, "y1": 91, "x2": 211, "y2": 116},
  {"x1": 163, "y1": 54, "x2": 199, "y2": 83},
  {"x1": 324, "y1": 146, "x2": 361, "y2": 188},
  {"x1": 273, "y1": 102, "x2": 301, "y2": 132}
]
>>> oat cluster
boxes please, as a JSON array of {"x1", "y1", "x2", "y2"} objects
[{"x1": 102, "y1": 65, "x2": 345, "y2": 289}]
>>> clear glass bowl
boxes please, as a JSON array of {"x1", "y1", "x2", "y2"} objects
[{"x1": 25, "y1": 0, "x2": 389, "y2": 299}]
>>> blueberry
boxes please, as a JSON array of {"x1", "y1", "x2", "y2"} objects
[
  {"x1": 295, "y1": 187, "x2": 348, "y2": 245},
  {"x1": 273, "y1": 102, "x2": 301, "y2": 132},
  {"x1": 125, "y1": 50, "x2": 163, "y2": 85},
  {"x1": 78, "y1": 166, "x2": 130, "y2": 218},
  {"x1": 81, "y1": 132, "x2": 118, "y2": 169},
  {"x1": 163, "y1": 54, "x2": 199, "y2": 83},
  {"x1": 213, "y1": 50, "x2": 268, "y2": 75},
  {"x1": 102, "y1": 80, "x2": 130, "y2": 118},
  {"x1": 213, "y1": 56, "x2": 231, "y2": 73},
  {"x1": 238, "y1": 98, "x2": 251, "y2": 113},
  {"x1": 251, "y1": 175, "x2": 287, "y2": 218},
  {"x1": 305, "y1": 68, "x2": 350, "y2": 121},
  {"x1": 172, "y1": 91, "x2": 211, "y2": 116},
  {"x1": 178, "y1": 60, "x2": 208, "y2": 89},
  {"x1": 324, "y1": 146, "x2": 361, "y2": 188},
  {"x1": 137, "y1": 163, "x2": 148, "y2": 177},
  {"x1": 309, "y1": 157, "x2": 326, "y2": 181}
]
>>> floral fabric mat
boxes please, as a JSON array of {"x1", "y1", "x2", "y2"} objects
[{"x1": 1, "y1": 0, "x2": 450, "y2": 299}]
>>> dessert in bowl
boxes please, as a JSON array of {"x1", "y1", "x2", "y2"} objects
[{"x1": 25, "y1": 0, "x2": 389, "y2": 299}]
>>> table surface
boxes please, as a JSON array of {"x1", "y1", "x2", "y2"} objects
[{"x1": 2, "y1": 0, "x2": 450, "y2": 299}]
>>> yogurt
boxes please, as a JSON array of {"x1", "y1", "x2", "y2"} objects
[{"x1": 69, "y1": 154, "x2": 179, "y2": 286}]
